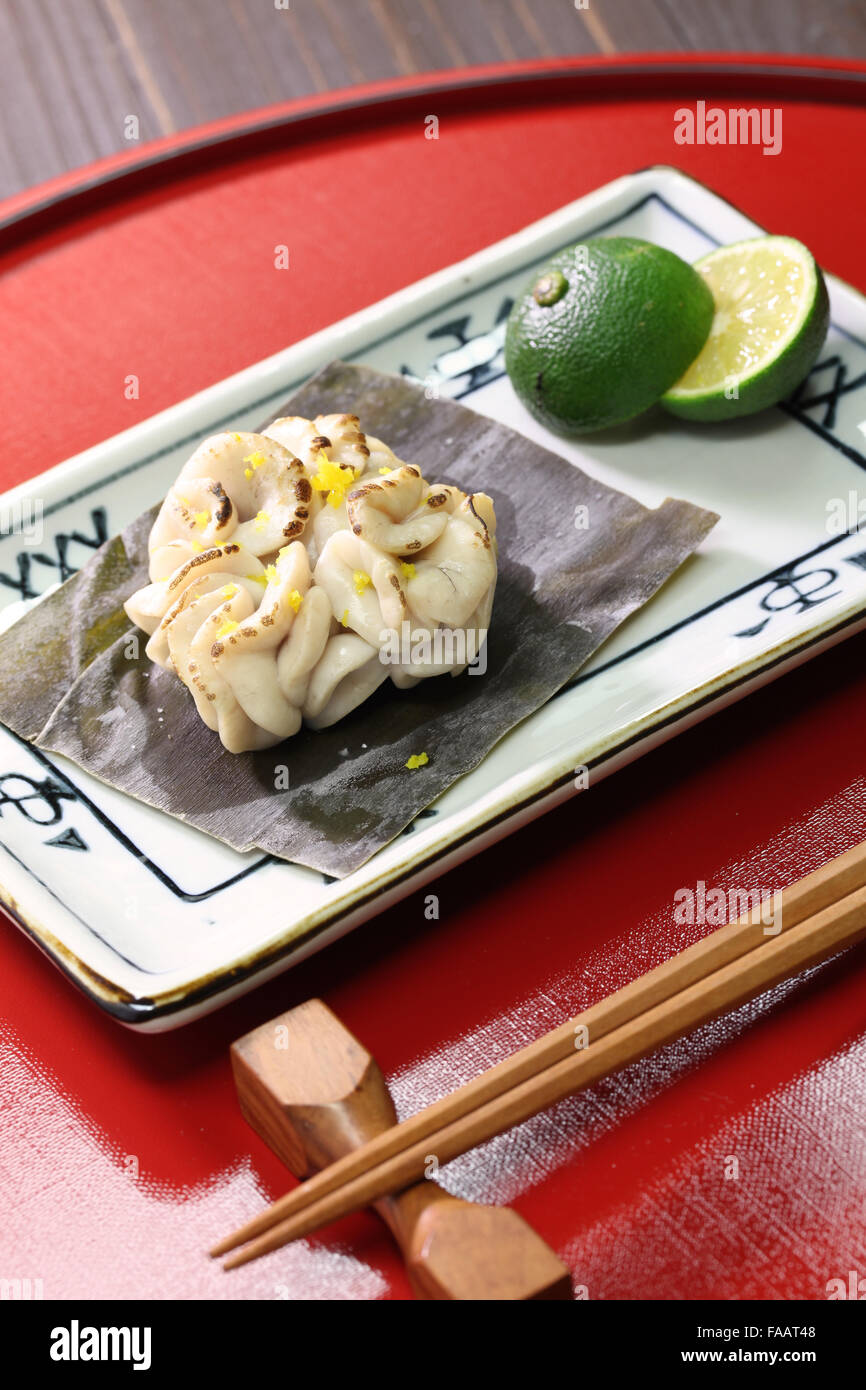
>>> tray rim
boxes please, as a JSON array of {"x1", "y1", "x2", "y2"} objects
[
  {"x1": 4, "y1": 161, "x2": 866, "y2": 1028},
  {"x1": 2, "y1": 53, "x2": 865, "y2": 239}
]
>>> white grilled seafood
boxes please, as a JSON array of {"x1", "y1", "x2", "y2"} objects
[{"x1": 124, "y1": 413, "x2": 498, "y2": 750}]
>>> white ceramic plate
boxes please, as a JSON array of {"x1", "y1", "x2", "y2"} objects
[{"x1": 2, "y1": 165, "x2": 866, "y2": 1029}]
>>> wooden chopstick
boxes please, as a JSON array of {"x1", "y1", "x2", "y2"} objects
[
  {"x1": 223, "y1": 879, "x2": 866, "y2": 1269},
  {"x1": 214, "y1": 840, "x2": 866, "y2": 1266}
]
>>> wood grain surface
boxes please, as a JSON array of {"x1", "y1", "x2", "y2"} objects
[{"x1": 1, "y1": 0, "x2": 864, "y2": 198}]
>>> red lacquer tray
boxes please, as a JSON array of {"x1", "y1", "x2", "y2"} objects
[{"x1": 2, "y1": 55, "x2": 866, "y2": 1301}]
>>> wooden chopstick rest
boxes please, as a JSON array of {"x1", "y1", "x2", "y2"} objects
[{"x1": 230, "y1": 999, "x2": 572, "y2": 1301}]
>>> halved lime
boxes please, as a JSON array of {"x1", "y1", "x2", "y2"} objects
[{"x1": 661, "y1": 236, "x2": 829, "y2": 422}]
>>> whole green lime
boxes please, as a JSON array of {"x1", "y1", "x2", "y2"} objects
[{"x1": 505, "y1": 237, "x2": 715, "y2": 435}]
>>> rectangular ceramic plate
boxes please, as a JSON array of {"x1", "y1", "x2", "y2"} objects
[{"x1": 3, "y1": 165, "x2": 866, "y2": 1029}]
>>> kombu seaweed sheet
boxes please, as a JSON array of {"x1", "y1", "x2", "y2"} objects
[{"x1": 0, "y1": 362, "x2": 718, "y2": 877}]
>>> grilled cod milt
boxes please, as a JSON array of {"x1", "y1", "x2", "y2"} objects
[
  {"x1": 312, "y1": 464, "x2": 497, "y2": 699},
  {"x1": 147, "y1": 431, "x2": 314, "y2": 582},
  {"x1": 264, "y1": 412, "x2": 404, "y2": 565},
  {"x1": 127, "y1": 542, "x2": 332, "y2": 753},
  {"x1": 123, "y1": 413, "x2": 498, "y2": 750}
]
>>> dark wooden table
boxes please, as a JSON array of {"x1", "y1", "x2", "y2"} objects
[{"x1": 2, "y1": 0, "x2": 865, "y2": 199}]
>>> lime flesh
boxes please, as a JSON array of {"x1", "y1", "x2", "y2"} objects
[{"x1": 662, "y1": 236, "x2": 830, "y2": 421}]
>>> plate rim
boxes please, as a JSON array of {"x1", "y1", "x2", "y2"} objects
[{"x1": 2, "y1": 53, "x2": 865, "y2": 238}]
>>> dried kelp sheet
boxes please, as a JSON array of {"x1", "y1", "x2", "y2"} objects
[{"x1": 0, "y1": 362, "x2": 718, "y2": 877}]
